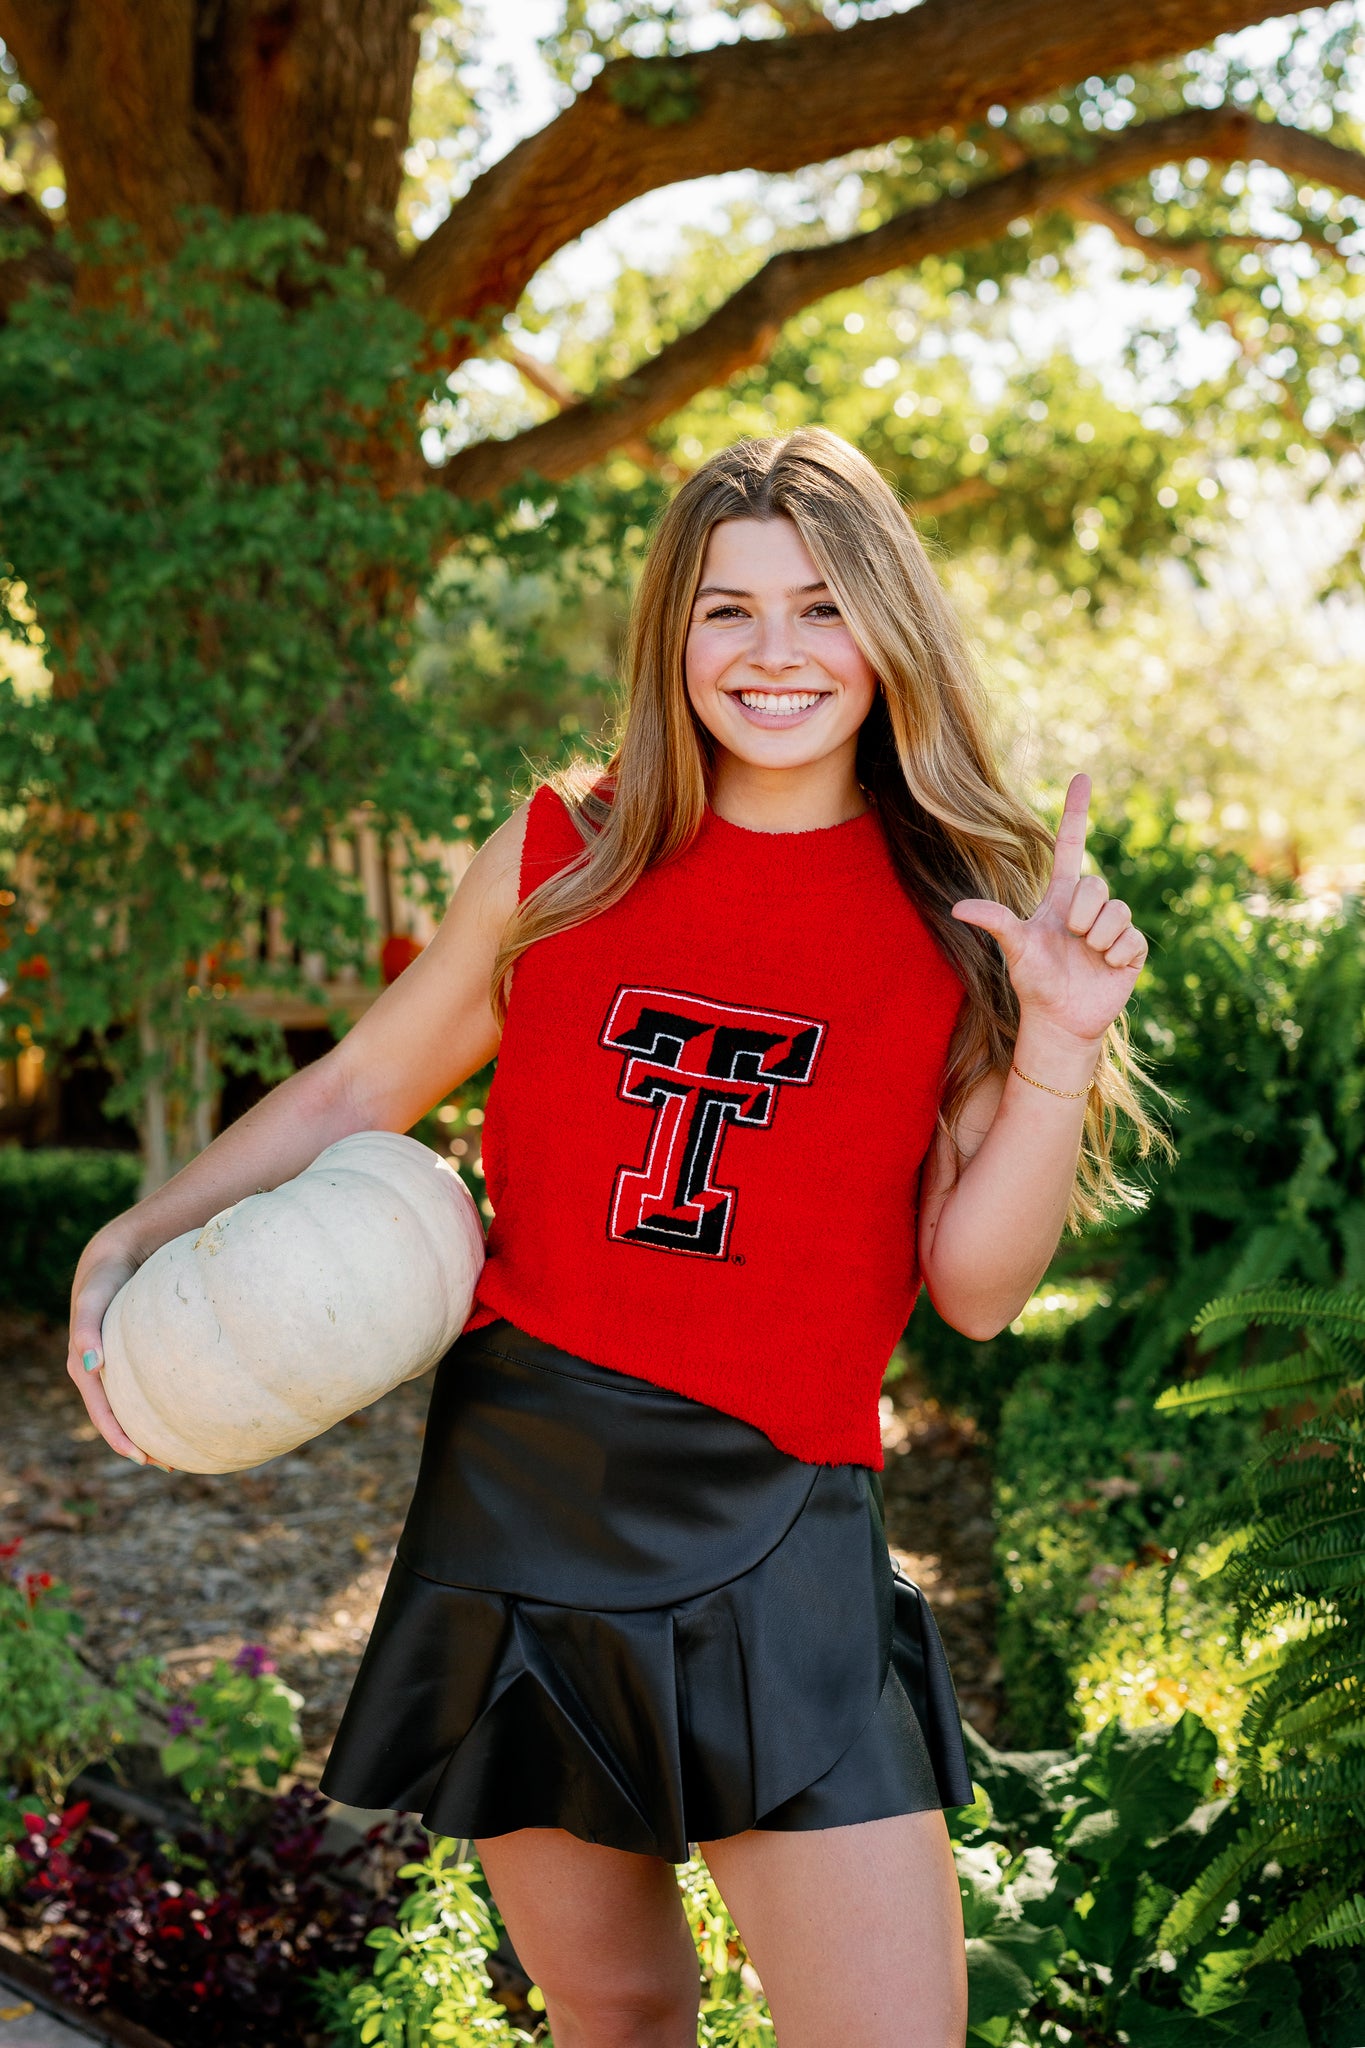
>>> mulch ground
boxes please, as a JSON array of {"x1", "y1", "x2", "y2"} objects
[{"x1": 1, "y1": 1311, "x2": 1003, "y2": 1772}]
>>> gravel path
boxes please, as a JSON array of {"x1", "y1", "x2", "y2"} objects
[{"x1": 1, "y1": 1310, "x2": 1003, "y2": 1768}]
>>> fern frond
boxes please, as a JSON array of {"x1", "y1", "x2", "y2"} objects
[
  {"x1": 1156, "y1": 1343, "x2": 1351, "y2": 1415},
  {"x1": 1192, "y1": 1284, "x2": 1365, "y2": 1352},
  {"x1": 1157, "y1": 1817, "x2": 1286, "y2": 1955},
  {"x1": 1219, "y1": 1511, "x2": 1365, "y2": 1603},
  {"x1": 1243, "y1": 1648, "x2": 1362, "y2": 1751},
  {"x1": 1248, "y1": 1881, "x2": 1355, "y2": 1964},
  {"x1": 1253, "y1": 1748, "x2": 1365, "y2": 1819},
  {"x1": 1236, "y1": 1412, "x2": 1363, "y2": 1484},
  {"x1": 1306, "y1": 1893, "x2": 1365, "y2": 1953}
]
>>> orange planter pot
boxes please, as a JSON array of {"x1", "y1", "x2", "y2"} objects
[{"x1": 381, "y1": 932, "x2": 425, "y2": 984}]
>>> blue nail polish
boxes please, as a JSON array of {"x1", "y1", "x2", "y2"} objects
[{"x1": 82, "y1": 1350, "x2": 101, "y2": 1372}]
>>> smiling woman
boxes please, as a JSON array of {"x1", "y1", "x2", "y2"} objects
[
  {"x1": 69, "y1": 426, "x2": 1166, "y2": 2048},
  {"x1": 684, "y1": 518, "x2": 878, "y2": 810}
]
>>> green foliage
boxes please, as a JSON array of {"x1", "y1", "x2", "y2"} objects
[
  {"x1": 1070, "y1": 1562, "x2": 1256, "y2": 1763},
  {"x1": 329, "y1": 1835, "x2": 539, "y2": 2046},
  {"x1": 976, "y1": 823, "x2": 1365, "y2": 1746},
  {"x1": 157, "y1": 1647, "x2": 303, "y2": 1832},
  {"x1": 0, "y1": 1145, "x2": 140, "y2": 1318},
  {"x1": 678, "y1": 1857, "x2": 773, "y2": 2043},
  {"x1": 952, "y1": 1713, "x2": 1314, "y2": 2046},
  {"x1": 1156, "y1": 1282, "x2": 1365, "y2": 1965},
  {"x1": 605, "y1": 58, "x2": 700, "y2": 126},
  {"x1": 0, "y1": 210, "x2": 457, "y2": 1165},
  {"x1": 410, "y1": 469, "x2": 664, "y2": 824},
  {"x1": 0, "y1": 1554, "x2": 159, "y2": 1842}
]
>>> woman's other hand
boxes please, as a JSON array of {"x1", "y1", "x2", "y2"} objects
[{"x1": 66, "y1": 1232, "x2": 159, "y2": 1467}]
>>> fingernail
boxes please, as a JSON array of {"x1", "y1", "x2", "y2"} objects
[
  {"x1": 149, "y1": 1461, "x2": 175, "y2": 1474},
  {"x1": 123, "y1": 1449, "x2": 148, "y2": 1465},
  {"x1": 83, "y1": 1350, "x2": 102, "y2": 1373}
]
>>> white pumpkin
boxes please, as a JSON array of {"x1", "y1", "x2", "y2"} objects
[{"x1": 101, "y1": 1131, "x2": 485, "y2": 1474}]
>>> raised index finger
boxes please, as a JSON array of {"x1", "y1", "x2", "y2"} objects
[{"x1": 1046, "y1": 773, "x2": 1091, "y2": 897}]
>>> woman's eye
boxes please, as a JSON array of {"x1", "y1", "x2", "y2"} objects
[
  {"x1": 807, "y1": 602, "x2": 841, "y2": 620},
  {"x1": 702, "y1": 604, "x2": 747, "y2": 621}
]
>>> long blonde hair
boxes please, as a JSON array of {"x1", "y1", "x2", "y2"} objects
[{"x1": 491, "y1": 427, "x2": 1166, "y2": 1227}]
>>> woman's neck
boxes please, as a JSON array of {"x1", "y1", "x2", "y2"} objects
[{"x1": 707, "y1": 752, "x2": 869, "y2": 834}]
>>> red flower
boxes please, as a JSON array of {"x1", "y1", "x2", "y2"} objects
[
  {"x1": 22, "y1": 1570, "x2": 54, "y2": 1607},
  {"x1": 0, "y1": 1536, "x2": 23, "y2": 1559}
]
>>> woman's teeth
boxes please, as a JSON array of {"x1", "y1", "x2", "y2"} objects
[{"x1": 736, "y1": 690, "x2": 826, "y2": 715}]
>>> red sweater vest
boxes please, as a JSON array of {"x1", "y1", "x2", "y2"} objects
[{"x1": 462, "y1": 784, "x2": 965, "y2": 1467}]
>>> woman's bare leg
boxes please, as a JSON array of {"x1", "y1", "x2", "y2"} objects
[
  {"x1": 475, "y1": 1828, "x2": 701, "y2": 2048},
  {"x1": 698, "y1": 1810, "x2": 967, "y2": 2048}
]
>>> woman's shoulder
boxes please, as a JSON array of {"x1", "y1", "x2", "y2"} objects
[{"x1": 516, "y1": 773, "x2": 613, "y2": 900}]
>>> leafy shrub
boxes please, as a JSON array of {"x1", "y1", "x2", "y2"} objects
[
  {"x1": 157, "y1": 1642, "x2": 303, "y2": 1832},
  {"x1": 0, "y1": 1539, "x2": 158, "y2": 1837},
  {"x1": 1155, "y1": 1282, "x2": 1365, "y2": 1964},
  {"x1": 1070, "y1": 1557, "x2": 1261, "y2": 1761},
  {"x1": 322, "y1": 1834, "x2": 540, "y2": 2046},
  {"x1": 15, "y1": 1782, "x2": 416, "y2": 2043},
  {"x1": 953, "y1": 1711, "x2": 1317, "y2": 2046},
  {"x1": 0, "y1": 1145, "x2": 140, "y2": 1319},
  {"x1": 974, "y1": 826, "x2": 1365, "y2": 1744}
]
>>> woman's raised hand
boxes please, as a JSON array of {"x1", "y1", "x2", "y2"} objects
[{"x1": 950, "y1": 774, "x2": 1147, "y2": 1048}]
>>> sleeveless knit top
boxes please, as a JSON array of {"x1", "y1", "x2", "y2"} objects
[{"x1": 461, "y1": 783, "x2": 965, "y2": 1468}]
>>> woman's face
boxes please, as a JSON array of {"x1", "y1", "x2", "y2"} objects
[{"x1": 684, "y1": 516, "x2": 878, "y2": 776}]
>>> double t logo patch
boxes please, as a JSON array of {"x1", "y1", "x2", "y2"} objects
[{"x1": 600, "y1": 985, "x2": 826, "y2": 1259}]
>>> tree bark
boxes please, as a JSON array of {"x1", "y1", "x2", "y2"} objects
[
  {"x1": 0, "y1": 0, "x2": 418, "y2": 273},
  {"x1": 393, "y1": 0, "x2": 1285, "y2": 336},
  {"x1": 438, "y1": 108, "x2": 1365, "y2": 501}
]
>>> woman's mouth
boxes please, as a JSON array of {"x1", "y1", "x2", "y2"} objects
[{"x1": 728, "y1": 688, "x2": 831, "y2": 726}]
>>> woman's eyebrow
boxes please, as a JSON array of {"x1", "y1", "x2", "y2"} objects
[{"x1": 694, "y1": 580, "x2": 831, "y2": 599}]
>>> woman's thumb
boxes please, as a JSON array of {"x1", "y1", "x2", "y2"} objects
[{"x1": 952, "y1": 897, "x2": 1021, "y2": 945}]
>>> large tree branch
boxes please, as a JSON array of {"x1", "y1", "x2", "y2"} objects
[
  {"x1": 392, "y1": 0, "x2": 1282, "y2": 335},
  {"x1": 439, "y1": 107, "x2": 1365, "y2": 502}
]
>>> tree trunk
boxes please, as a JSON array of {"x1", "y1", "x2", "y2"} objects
[{"x1": 136, "y1": 1001, "x2": 171, "y2": 1199}]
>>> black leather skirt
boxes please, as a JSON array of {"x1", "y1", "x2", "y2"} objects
[{"x1": 319, "y1": 1319, "x2": 974, "y2": 1862}]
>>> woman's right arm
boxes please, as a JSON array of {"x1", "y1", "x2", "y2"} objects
[{"x1": 68, "y1": 803, "x2": 530, "y2": 1462}]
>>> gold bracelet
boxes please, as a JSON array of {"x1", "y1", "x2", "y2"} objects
[{"x1": 1010, "y1": 1061, "x2": 1093, "y2": 1100}]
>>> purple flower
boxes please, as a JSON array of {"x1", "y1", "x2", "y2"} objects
[
  {"x1": 232, "y1": 1643, "x2": 277, "y2": 1678},
  {"x1": 166, "y1": 1703, "x2": 204, "y2": 1737}
]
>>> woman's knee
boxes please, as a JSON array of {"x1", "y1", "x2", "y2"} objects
[
  {"x1": 526, "y1": 1901, "x2": 700, "y2": 2044},
  {"x1": 544, "y1": 1973, "x2": 700, "y2": 2048}
]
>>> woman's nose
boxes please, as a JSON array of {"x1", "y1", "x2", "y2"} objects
[{"x1": 749, "y1": 614, "x2": 803, "y2": 673}]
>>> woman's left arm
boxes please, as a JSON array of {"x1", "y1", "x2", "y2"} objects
[{"x1": 917, "y1": 773, "x2": 1148, "y2": 1342}]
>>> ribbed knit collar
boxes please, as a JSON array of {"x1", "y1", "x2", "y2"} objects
[{"x1": 699, "y1": 798, "x2": 883, "y2": 885}]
